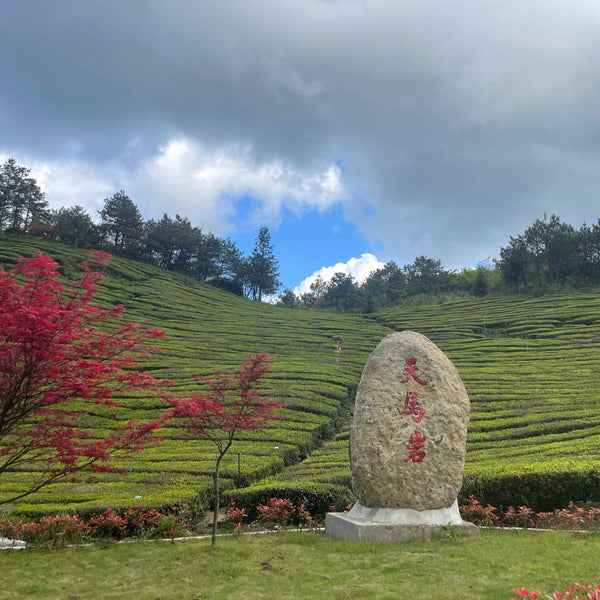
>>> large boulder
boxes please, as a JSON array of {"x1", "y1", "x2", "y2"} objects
[{"x1": 350, "y1": 330, "x2": 470, "y2": 510}]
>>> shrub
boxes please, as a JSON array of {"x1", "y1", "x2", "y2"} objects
[
  {"x1": 122, "y1": 503, "x2": 166, "y2": 537},
  {"x1": 226, "y1": 502, "x2": 247, "y2": 524},
  {"x1": 460, "y1": 496, "x2": 600, "y2": 531},
  {"x1": 224, "y1": 483, "x2": 354, "y2": 521},
  {"x1": 146, "y1": 515, "x2": 186, "y2": 539},
  {"x1": 256, "y1": 498, "x2": 296, "y2": 525},
  {"x1": 0, "y1": 517, "x2": 26, "y2": 540},
  {"x1": 503, "y1": 505, "x2": 536, "y2": 529},
  {"x1": 87, "y1": 508, "x2": 127, "y2": 539},
  {"x1": 21, "y1": 514, "x2": 89, "y2": 545},
  {"x1": 252, "y1": 497, "x2": 315, "y2": 528},
  {"x1": 461, "y1": 467, "x2": 600, "y2": 513},
  {"x1": 509, "y1": 582, "x2": 600, "y2": 599},
  {"x1": 535, "y1": 502, "x2": 600, "y2": 531},
  {"x1": 459, "y1": 495, "x2": 499, "y2": 527}
]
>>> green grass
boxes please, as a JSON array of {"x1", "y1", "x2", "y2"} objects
[{"x1": 2, "y1": 530, "x2": 600, "y2": 599}]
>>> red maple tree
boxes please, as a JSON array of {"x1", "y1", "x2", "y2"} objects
[
  {"x1": 167, "y1": 352, "x2": 284, "y2": 545},
  {"x1": 0, "y1": 251, "x2": 168, "y2": 504}
]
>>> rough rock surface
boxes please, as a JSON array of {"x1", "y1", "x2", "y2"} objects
[{"x1": 350, "y1": 330, "x2": 470, "y2": 510}]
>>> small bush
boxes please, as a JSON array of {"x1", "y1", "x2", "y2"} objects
[
  {"x1": 146, "y1": 515, "x2": 187, "y2": 539},
  {"x1": 256, "y1": 498, "x2": 296, "y2": 525},
  {"x1": 224, "y1": 483, "x2": 354, "y2": 521},
  {"x1": 458, "y1": 495, "x2": 499, "y2": 527},
  {"x1": 226, "y1": 502, "x2": 247, "y2": 524},
  {"x1": 460, "y1": 496, "x2": 600, "y2": 531},
  {"x1": 503, "y1": 505, "x2": 535, "y2": 529},
  {"x1": 508, "y1": 582, "x2": 600, "y2": 599},
  {"x1": 88, "y1": 508, "x2": 127, "y2": 539},
  {"x1": 0, "y1": 517, "x2": 26, "y2": 540},
  {"x1": 21, "y1": 515, "x2": 89, "y2": 546},
  {"x1": 122, "y1": 503, "x2": 164, "y2": 537}
]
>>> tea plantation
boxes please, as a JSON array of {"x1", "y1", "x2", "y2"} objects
[
  {"x1": 2, "y1": 237, "x2": 600, "y2": 518},
  {"x1": 245, "y1": 295, "x2": 600, "y2": 513},
  {"x1": 0, "y1": 238, "x2": 391, "y2": 518}
]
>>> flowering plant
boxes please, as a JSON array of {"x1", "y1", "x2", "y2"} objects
[
  {"x1": 257, "y1": 497, "x2": 296, "y2": 524},
  {"x1": 459, "y1": 495, "x2": 499, "y2": 527},
  {"x1": 509, "y1": 583, "x2": 600, "y2": 599},
  {"x1": 460, "y1": 496, "x2": 600, "y2": 531},
  {"x1": 226, "y1": 501, "x2": 247, "y2": 534}
]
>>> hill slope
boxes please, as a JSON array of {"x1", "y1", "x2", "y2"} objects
[
  {"x1": 2, "y1": 237, "x2": 600, "y2": 515},
  {"x1": 251, "y1": 294, "x2": 600, "y2": 511},
  {"x1": 0, "y1": 238, "x2": 392, "y2": 516}
]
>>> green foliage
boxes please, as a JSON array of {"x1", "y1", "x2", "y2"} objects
[
  {"x1": 0, "y1": 235, "x2": 389, "y2": 516},
  {"x1": 99, "y1": 190, "x2": 144, "y2": 257},
  {"x1": 461, "y1": 465, "x2": 600, "y2": 513},
  {"x1": 246, "y1": 226, "x2": 280, "y2": 300},
  {"x1": 3, "y1": 234, "x2": 600, "y2": 517},
  {"x1": 250, "y1": 291, "x2": 600, "y2": 513},
  {"x1": 0, "y1": 158, "x2": 48, "y2": 233},
  {"x1": 224, "y1": 483, "x2": 354, "y2": 520}
]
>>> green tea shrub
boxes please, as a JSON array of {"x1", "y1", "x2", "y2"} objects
[
  {"x1": 224, "y1": 482, "x2": 354, "y2": 521},
  {"x1": 461, "y1": 466, "x2": 600, "y2": 512}
]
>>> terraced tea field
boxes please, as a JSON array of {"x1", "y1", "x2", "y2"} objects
[
  {"x1": 0, "y1": 238, "x2": 392, "y2": 517},
  {"x1": 240, "y1": 295, "x2": 600, "y2": 511},
  {"x1": 2, "y1": 237, "x2": 600, "y2": 516}
]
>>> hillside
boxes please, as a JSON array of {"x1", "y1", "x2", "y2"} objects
[
  {"x1": 0, "y1": 237, "x2": 392, "y2": 516},
  {"x1": 2, "y1": 237, "x2": 600, "y2": 516},
  {"x1": 251, "y1": 294, "x2": 600, "y2": 512}
]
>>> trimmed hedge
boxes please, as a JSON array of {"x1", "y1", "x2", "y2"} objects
[
  {"x1": 223, "y1": 483, "x2": 355, "y2": 520},
  {"x1": 461, "y1": 466, "x2": 600, "y2": 512},
  {"x1": 7, "y1": 490, "x2": 210, "y2": 524}
]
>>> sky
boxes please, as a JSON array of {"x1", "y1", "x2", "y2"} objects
[{"x1": 2, "y1": 1, "x2": 600, "y2": 297}]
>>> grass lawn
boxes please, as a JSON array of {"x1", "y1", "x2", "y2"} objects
[{"x1": 2, "y1": 529, "x2": 600, "y2": 599}]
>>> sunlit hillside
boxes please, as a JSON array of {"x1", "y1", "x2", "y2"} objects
[
  {"x1": 0, "y1": 237, "x2": 391, "y2": 517},
  {"x1": 2, "y1": 237, "x2": 600, "y2": 516}
]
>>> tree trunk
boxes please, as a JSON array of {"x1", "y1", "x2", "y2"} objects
[{"x1": 212, "y1": 452, "x2": 224, "y2": 546}]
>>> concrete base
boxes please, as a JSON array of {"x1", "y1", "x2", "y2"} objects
[{"x1": 325, "y1": 501, "x2": 480, "y2": 542}]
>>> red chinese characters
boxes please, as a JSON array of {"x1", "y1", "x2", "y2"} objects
[
  {"x1": 404, "y1": 431, "x2": 427, "y2": 463},
  {"x1": 399, "y1": 357, "x2": 428, "y2": 463},
  {"x1": 398, "y1": 391, "x2": 424, "y2": 423},
  {"x1": 400, "y1": 357, "x2": 428, "y2": 386}
]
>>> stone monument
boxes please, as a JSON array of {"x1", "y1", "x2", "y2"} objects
[{"x1": 326, "y1": 331, "x2": 479, "y2": 541}]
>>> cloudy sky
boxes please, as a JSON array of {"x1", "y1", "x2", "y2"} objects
[{"x1": 2, "y1": 1, "x2": 600, "y2": 295}]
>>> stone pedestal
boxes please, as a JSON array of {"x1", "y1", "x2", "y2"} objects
[
  {"x1": 326, "y1": 331, "x2": 477, "y2": 543},
  {"x1": 325, "y1": 500, "x2": 479, "y2": 542}
]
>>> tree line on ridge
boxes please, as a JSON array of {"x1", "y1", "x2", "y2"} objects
[
  {"x1": 0, "y1": 158, "x2": 280, "y2": 301},
  {"x1": 3, "y1": 157, "x2": 600, "y2": 311}
]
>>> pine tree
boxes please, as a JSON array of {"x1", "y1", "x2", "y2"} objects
[
  {"x1": 247, "y1": 227, "x2": 280, "y2": 301},
  {"x1": 99, "y1": 190, "x2": 144, "y2": 256},
  {"x1": 0, "y1": 158, "x2": 48, "y2": 233}
]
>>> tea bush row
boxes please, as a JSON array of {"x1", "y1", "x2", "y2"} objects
[
  {"x1": 461, "y1": 464, "x2": 600, "y2": 512},
  {"x1": 224, "y1": 483, "x2": 354, "y2": 521},
  {"x1": 5, "y1": 236, "x2": 600, "y2": 517}
]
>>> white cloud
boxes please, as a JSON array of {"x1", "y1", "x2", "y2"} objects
[
  {"x1": 5, "y1": 0, "x2": 600, "y2": 274},
  {"x1": 4, "y1": 138, "x2": 347, "y2": 234},
  {"x1": 133, "y1": 138, "x2": 346, "y2": 233},
  {"x1": 293, "y1": 253, "x2": 385, "y2": 297}
]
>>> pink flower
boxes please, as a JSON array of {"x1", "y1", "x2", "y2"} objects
[{"x1": 512, "y1": 588, "x2": 540, "y2": 598}]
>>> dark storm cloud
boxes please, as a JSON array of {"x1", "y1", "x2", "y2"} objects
[{"x1": 2, "y1": 0, "x2": 600, "y2": 267}]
